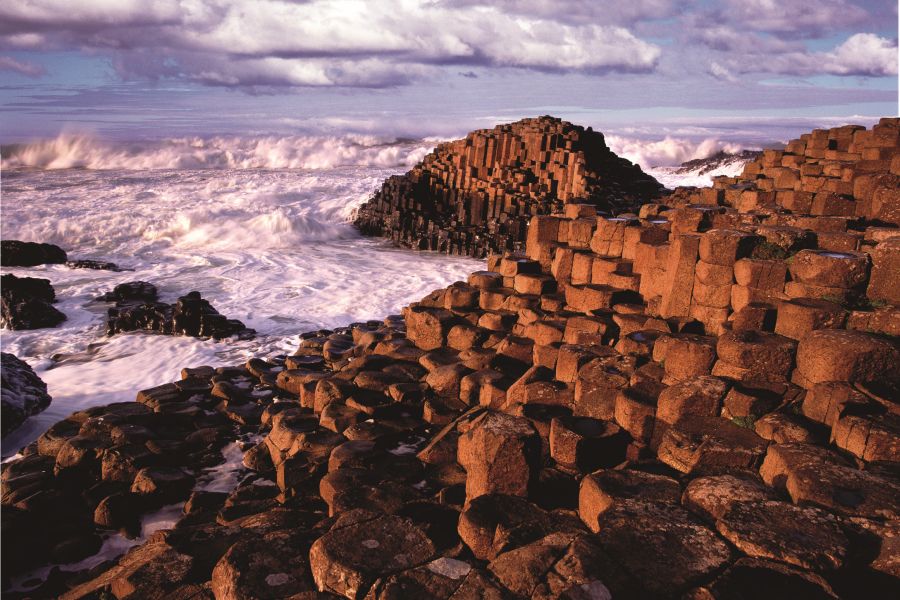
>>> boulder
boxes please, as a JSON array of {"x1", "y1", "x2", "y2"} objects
[
  {"x1": 0, "y1": 240, "x2": 67, "y2": 266},
  {"x1": 595, "y1": 500, "x2": 732, "y2": 596},
  {"x1": 211, "y1": 533, "x2": 315, "y2": 599},
  {"x1": 308, "y1": 511, "x2": 435, "y2": 598},
  {"x1": 681, "y1": 473, "x2": 777, "y2": 522},
  {"x1": 457, "y1": 411, "x2": 541, "y2": 502},
  {"x1": 1, "y1": 353, "x2": 52, "y2": 436},
  {"x1": 578, "y1": 469, "x2": 681, "y2": 532},
  {"x1": 716, "y1": 500, "x2": 849, "y2": 571},
  {"x1": 759, "y1": 443, "x2": 900, "y2": 519},
  {"x1": 794, "y1": 329, "x2": 899, "y2": 387},
  {"x1": 1, "y1": 274, "x2": 66, "y2": 330},
  {"x1": 788, "y1": 249, "x2": 869, "y2": 289},
  {"x1": 657, "y1": 415, "x2": 769, "y2": 474}
]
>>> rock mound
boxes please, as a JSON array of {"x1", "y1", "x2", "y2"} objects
[
  {"x1": 1, "y1": 273, "x2": 66, "y2": 330},
  {"x1": 1, "y1": 240, "x2": 67, "y2": 267},
  {"x1": 355, "y1": 116, "x2": 663, "y2": 257},
  {"x1": 1, "y1": 353, "x2": 52, "y2": 436},
  {"x1": 102, "y1": 283, "x2": 254, "y2": 340}
]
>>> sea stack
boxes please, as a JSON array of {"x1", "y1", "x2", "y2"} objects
[{"x1": 355, "y1": 116, "x2": 664, "y2": 257}]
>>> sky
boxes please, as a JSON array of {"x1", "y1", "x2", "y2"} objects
[{"x1": 0, "y1": 0, "x2": 898, "y2": 146}]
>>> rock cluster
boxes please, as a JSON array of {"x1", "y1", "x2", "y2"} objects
[
  {"x1": 3, "y1": 118, "x2": 899, "y2": 599},
  {"x1": 1, "y1": 273, "x2": 66, "y2": 330},
  {"x1": 102, "y1": 282, "x2": 255, "y2": 340},
  {"x1": 355, "y1": 116, "x2": 663, "y2": 257},
  {"x1": 1, "y1": 241, "x2": 67, "y2": 267},
  {"x1": 1, "y1": 353, "x2": 52, "y2": 436}
]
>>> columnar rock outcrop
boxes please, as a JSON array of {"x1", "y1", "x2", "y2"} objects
[
  {"x1": 355, "y1": 116, "x2": 664, "y2": 257},
  {"x1": 3, "y1": 118, "x2": 899, "y2": 599}
]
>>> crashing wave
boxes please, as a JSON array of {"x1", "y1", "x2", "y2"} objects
[{"x1": 1, "y1": 134, "x2": 433, "y2": 170}]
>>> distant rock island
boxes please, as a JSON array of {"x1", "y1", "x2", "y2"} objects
[
  {"x1": 3, "y1": 117, "x2": 899, "y2": 599},
  {"x1": 355, "y1": 116, "x2": 664, "y2": 257}
]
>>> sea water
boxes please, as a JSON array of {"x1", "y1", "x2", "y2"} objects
[{"x1": 0, "y1": 134, "x2": 484, "y2": 456}]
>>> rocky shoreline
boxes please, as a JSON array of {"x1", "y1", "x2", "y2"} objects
[{"x1": 2, "y1": 117, "x2": 899, "y2": 599}]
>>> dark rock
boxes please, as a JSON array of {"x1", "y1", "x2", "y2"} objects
[
  {"x1": 716, "y1": 500, "x2": 849, "y2": 571},
  {"x1": 1, "y1": 240, "x2": 67, "y2": 266},
  {"x1": 1, "y1": 353, "x2": 52, "y2": 436},
  {"x1": 211, "y1": 533, "x2": 315, "y2": 599},
  {"x1": 100, "y1": 281, "x2": 159, "y2": 303},
  {"x1": 66, "y1": 259, "x2": 124, "y2": 271},
  {"x1": 103, "y1": 286, "x2": 254, "y2": 340},
  {"x1": 595, "y1": 500, "x2": 732, "y2": 596},
  {"x1": 1, "y1": 273, "x2": 66, "y2": 330}
]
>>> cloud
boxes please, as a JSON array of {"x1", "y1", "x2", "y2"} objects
[
  {"x1": 0, "y1": 55, "x2": 46, "y2": 77},
  {"x1": 824, "y1": 32, "x2": 899, "y2": 76},
  {"x1": 721, "y1": 33, "x2": 898, "y2": 77},
  {"x1": 722, "y1": 0, "x2": 869, "y2": 36},
  {"x1": 438, "y1": 0, "x2": 683, "y2": 26},
  {"x1": 0, "y1": 0, "x2": 661, "y2": 90},
  {"x1": 707, "y1": 61, "x2": 737, "y2": 82}
]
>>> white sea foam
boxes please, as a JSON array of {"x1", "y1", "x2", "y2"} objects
[
  {"x1": 2, "y1": 133, "x2": 433, "y2": 170},
  {"x1": 648, "y1": 156, "x2": 752, "y2": 188},
  {"x1": 605, "y1": 134, "x2": 746, "y2": 171},
  {"x1": 0, "y1": 156, "x2": 481, "y2": 456}
]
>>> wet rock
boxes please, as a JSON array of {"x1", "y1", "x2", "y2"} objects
[
  {"x1": 1, "y1": 352, "x2": 52, "y2": 436},
  {"x1": 60, "y1": 539, "x2": 195, "y2": 600},
  {"x1": 1, "y1": 240, "x2": 67, "y2": 266},
  {"x1": 1, "y1": 273, "x2": 66, "y2": 330},
  {"x1": 308, "y1": 511, "x2": 435, "y2": 598},
  {"x1": 100, "y1": 281, "x2": 159, "y2": 303},
  {"x1": 66, "y1": 259, "x2": 123, "y2": 271},
  {"x1": 105, "y1": 288, "x2": 254, "y2": 340},
  {"x1": 130, "y1": 466, "x2": 194, "y2": 502}
]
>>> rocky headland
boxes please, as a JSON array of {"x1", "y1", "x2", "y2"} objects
[{"x1": 2, "y1": 116, "x2": 899, "y2": 599}]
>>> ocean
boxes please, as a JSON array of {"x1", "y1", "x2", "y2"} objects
[{"x1": 0, "y1": 132, "x2": 749, "y2": 457}]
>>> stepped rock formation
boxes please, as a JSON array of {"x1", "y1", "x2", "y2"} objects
[
  {"x1": 3, "y1": 118, "x2": 900, "y2": 599},
  {"x1": 355, "y1": 116, "x2": 663, "y2": 257}
]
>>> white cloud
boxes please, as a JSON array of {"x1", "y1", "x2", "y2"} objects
[
  {"x1": 824, "y1": 32, "x2": 898, "y2": 76},
  {"x1": 0, "y1": 0, "x2": 661, "y2": 89},
  {"x1": 723, "y1": 0, "x2": 869, "y2": 35},
  {"x1": 708, "y1": 61, "x2": 737, "y2": 82},
  {"x1": 712, "y1": 33, "x2": 898, "y2": 78}
]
